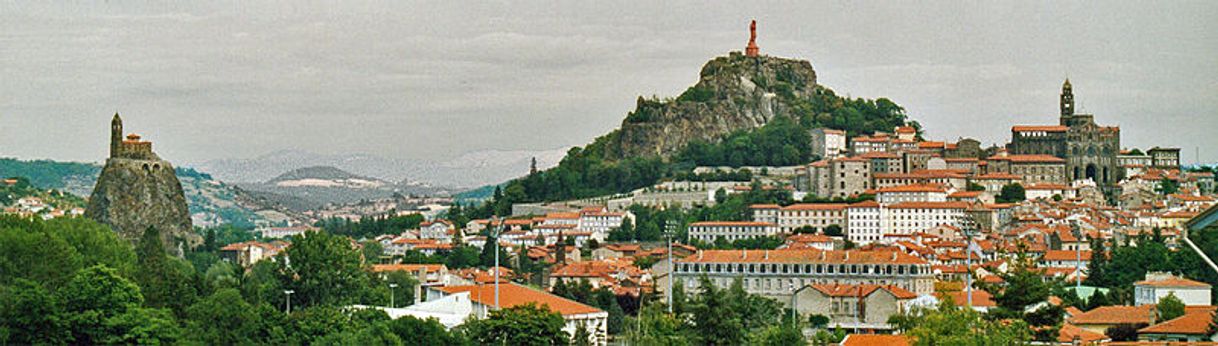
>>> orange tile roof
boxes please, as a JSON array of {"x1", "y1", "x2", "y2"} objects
[
  {"x1": 972, "y1": 173, "x2": 1022, "y2": 180},
  {"x1": 1012, "y1": 125, "x2": 1068, "y2": 132},
  {"x1": 1070, "y1": 305, "x2": 1156, "y2": 325},
  {"x1": 877, "y1": 184, "x2": 949, "y2": 193},
  {"x1": 1042, "y1": 250, "x2": 1092, "y2": 261},
  {"x1": 841, "y1": 334, "x2": 910, "y2": 346},
  {"x1": 988, "y1": 154, "x2": 1067, "y2": 163},
  {"x1": 545, "y1": 212, "x2": 580, "y2": 219},
  {"x1": 918, "y1": 141, "x2": 946, "y2": 149},
  {"x1": 677, "y1": 249, "x2": 928, "y2": 265},
  {"x1": 780, "y1": 203, "x2": 849, "y2": 211},
  {"x1": 749, "y1": 204, "x2": 781, "y2": 209},
  {"x1": 1058, "y1": 323, "x2": 1109, "y2": 344},
  {"x1": 812, "y1": 284, "x2": 918, "y2": 299},
  {"x1": 1139, "y1": 308, "x2": 1217, "y2": 335},
  {"x1": 948, "y1": 191, "x2": 983, "y2": 198},
  {"x1": 371, "y1": 264, "x2": 446, "y2": 273},
  {"x1": 436, "y1": 283, "x2": 603, "y2": 316},
  {"x1": 688, "y1": 221, "x2": 774, "y2": 227},
  {"x1": 1135, "y1": 277, "x2": 1211, "y2": 288},
  {"x1": 887, "y1": 201, "x2": 971, "y2": 209},
  {"x1": 934, "y1": 289, "x2": 996, "y2": 307}
]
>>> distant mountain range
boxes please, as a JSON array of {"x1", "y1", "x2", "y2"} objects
[{"x1": 188, "y1": 148, "x2": 568, "y2": 189}]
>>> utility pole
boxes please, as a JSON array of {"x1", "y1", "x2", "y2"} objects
[
  {"x1": 1072, "y1": 221, "x2": 1083, "y2": 291},
  {"x1": 492, "y1": 216, "x2": 502, "y2": 309},
  {"x1": 389, "y1": 283, "x2": 398, "y2": 308},
  {"x1": 959, "y1": 214, "x2": 978, "y2": 308},
  {"x1": 665, "y1": 219, "x2": 676, "y2": 314},
  {"x1": 284, "y1": 290, "x2": 295, "y2": 314}
]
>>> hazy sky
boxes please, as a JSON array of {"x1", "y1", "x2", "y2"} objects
[{"x1": 2, "y1": 1, "x2": 1216, "y2": 165}]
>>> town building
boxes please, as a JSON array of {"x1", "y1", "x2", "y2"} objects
[
  {"x1": 810, "y1": 128, "x2": 848, "y2": 159},
  {"x1": 806, "y1": 157, "x2": 872, "y2": 198},
  {"x1": 688, "y1": 221, "x2": 779, "y2": 242},
  {"x1": 794, "y1": 283, "x2": 918, "y2": 330},
  {"x1": 672, "y1": 249, "x2": 934, "y2": 303},
  {"x1": 1147, "y1": 147, "x2": 1182, "y2": 169},
  {"x1": 1133, "y1": 272, "x2": 1213, "y2": 306},
  {"x1": 751, "y1": 203, "x2": 848, "y2": 234},
  {"x1": 422, "y1": 283, "x2": 609, "y2": 345},
  {"x1": 1007, "y1": 80, "x2": 1122, "y2": 190},
  {"x1": 986, "y1": 154, "x2": 1068, "y2": 185}
]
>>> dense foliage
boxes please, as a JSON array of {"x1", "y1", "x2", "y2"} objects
[
  {"x1": 316, "y1": 214, "x2": 425, "y2": 239},
  {"x1": 0, "y1": 216, "x2": 484, "y2": 345},
  {"x1": 0, "y1": 158, "x2": 99, "y2": 191},
  {"x1": 676, "y1": 116, "x2": 813, "y2": 167}
]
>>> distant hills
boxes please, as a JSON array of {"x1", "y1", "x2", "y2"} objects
[
  {"x1": 0, "y1": 158, "x2": 290, "y2": 228},
  {"x1": 189, "y1": 148, "x2": 567, "y2": 190},
  {"x1": 501, "y1": 52, "x2": 914, "y2": 203}
]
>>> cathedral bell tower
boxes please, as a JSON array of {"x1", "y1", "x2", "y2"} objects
[
  {"x1": 1059, "y1": 79, "x2": 1074, "y2": 124},
  {"x1": 110, "y1": 113, "x2": 123, "y2": 158}
]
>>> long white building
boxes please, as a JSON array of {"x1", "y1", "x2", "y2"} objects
[
  {"x1": 688, "y1": 221, "x2": 779, "y2": 242},
  {"x1": 673, "y1": 249, "x2": 934, "y2": 300}
]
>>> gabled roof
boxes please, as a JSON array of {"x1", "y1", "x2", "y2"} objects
[
  {"x1": 1135, "y1": 277, "x2": 1211, "y2": 288},
  {"x1": 840, "y1": 334, "x2": 910, "y2": 346},
  {"x1": 811, "y1": 283, "x2": 918, "y2": 299},
  {"x1": 1057, "y1": 323, "x2": 1108, "y2": 344},
  {"x1": 436, "y1": 283, "x2": 604, "y2": 316},
  {"x1": 1069, "y1": 305, "x2": 1155, "y2": 325},
  {"x1": 1138, "y1": 308, "x2": 1217, "y2": 335},
  {"x1": 1012, "y1": 125, "x2": 1068, "y2": 132}
]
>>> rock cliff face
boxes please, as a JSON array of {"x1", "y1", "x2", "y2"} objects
[
  {"x1": 86, "y1": 157, "x2": 196, "y2": 255},
  {"x1": 609, "y1": 52, "x2": 819, "y2": 159}
]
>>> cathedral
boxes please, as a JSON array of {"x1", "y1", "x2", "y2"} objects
[{"x1": 1008, "y1": 80, "x2": 1121, "y2": 190}]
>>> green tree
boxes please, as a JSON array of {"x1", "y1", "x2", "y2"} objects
[
  {"x1": 460, "y1": 303, "x2": 569, "y2": 345},
  {"x1": 384, "y1": 270, "x2": 419, "y2": 308},
  {"x1": 446, "y1": 245, "x2": 482, "y2": 269},
  {"x1": 1105, "y1": 323, "x2": 1147, "y2": 341},
  {"x1": 690, "y1": 277, "x2": 745, "y2": 345},
  {"x1": 61, "y1": 264, "x2": 181, "y2": 344},
  {"x1": 1156, "y1": 177, "x2": 1179, "y2": 195},
  {"x1": 747, "y1": 324, "x2": 807, "y2": 346},
  {"x1": 185, "y1": 288, "x2": 260, "y2": 345},
  {"x1": 0, "y1": 279, "x2": 70, "y2": 344},
  {"x1": 387, "y1": 316, "x2": 469, "y2": 345},
  {"x1": 277, "y1": 231, "x2": 374, "y2": 308},
  {"x1": 362, "y1": 240, "x2": 385, "y2": 264},
  {"x1": 625, "y1": 304, "x2": 693, "y2": 345},
  {"x1": 824, "y1": 224, "x2": 843, "y2": 237},
  {"x1": 571, "y1": 322, "x2": 593, "y2": 346},
  {"x1": 997, "y1": 183, "x2": 1026, "y2": 203},
  {"x1": 1157, "y1": 293, "x2": 1186, "y2": 321},
  {"x1": 135, "y1": 226, "x2": 198, "y2": 315},
  {"x1": 895, "y1": 301, "x2": 1031, "y2": 345},
  {"x1": 966, "y1": 182, "x2": 986, "y2": 191}
]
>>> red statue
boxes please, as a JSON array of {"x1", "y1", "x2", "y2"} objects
[{"x1": 745, "y1": 20, "x2": 759, "y2": 57}]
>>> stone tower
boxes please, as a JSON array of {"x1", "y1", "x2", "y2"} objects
[
  {"x1": 111, "y1": 113, "x2": 123, "y2": 158},
  {"x1": 1059, "y1": 79, "x2": 1074, "y2": 120},
  {"x1": 745, "y1": 20, "x2": 760, "y2": 57},
  {"x1": 87, "y1": 114, "x2": 196, "y2": 255}
]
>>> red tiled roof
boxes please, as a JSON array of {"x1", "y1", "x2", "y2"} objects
[
  {"x1": 689, "y1": 221, "x2": 774, "y2": 227},
  {"x1": 877, "y1": 184, "x2": 949, "y2": 193},
  {"x1": 1070, "y1": 305, "x2": 1156, "y2": 325},
  {"x1": 1135, "y1": 277, "x2": 1211, "y2": 288},
  {"x1": 437, "y1": 283, "x2": 603, "y2": 316},
  {"x1": 841, "y1": 334, "x2": 910, "y2": 346},
  {"x1": 1058, "y1": 323, "x2": 1109, "y2": 344},
  {"x1": 371, "y1": 264, "x2": 446, "y2": 273},
  {"x1": 1139, "y1": 308, "x2": 1217, "y2": 335},
  {"x1": 678, "y1": 249, "x2": 928, "y2": 265},
  {"x1": 935, "y1": 289, "x2": 996, "y2": 307},
  {"x1": 887, "y1": 201, "x2": 971, "y2": 209},
  {"x1": 780, "y1": 203, "x2": 849, "y2": 211},
  {"x1": 1042, "y1": 250, "x2": 1092, "y2": 261},
  {"x1": 988, "y1": 154, "x2": 1067, "y2": 163},
  {"x1": 1012, "y1": 125, "x2": 1068, "y2": 132}
]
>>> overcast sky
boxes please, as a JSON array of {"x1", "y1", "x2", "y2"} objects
[{"x1": 2, "y1": 1, "x2": 1216, "y2": 165}]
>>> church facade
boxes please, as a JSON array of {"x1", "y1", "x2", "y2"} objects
[{"x1": 1008, "y1": 80, "x2": 1121, "y2": 190}]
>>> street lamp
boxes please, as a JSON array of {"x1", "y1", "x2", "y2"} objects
[
  {"x1": 283, "y1": 290, "x2": 295, "y2": 314},
  {"x1": 790, "y1": 284, "x2": 813, "y2": 329},
  {"x1": 957, "y1": 214, "x2": 979, "y2": 309},
  {"x1": 664, "y1": 219, "x2": 676, "y2": 314},
  {"x1": 491, "y1": 215, "x2": 503, "y2": 309},
  {"x1": 389, "y1": 283, "x2": 399, "y2": 308},
  {"x1": 1070, "y1": 221, "x2": 1083, "y2": 291}
]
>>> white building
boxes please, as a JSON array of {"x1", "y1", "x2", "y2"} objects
[
  {"x1": 752, "y1": 203, "x2": 848, "y2": 234},
  {"x1": 810, "y1": 128, "x2": 848, "y2": 159},
  {"x1": 688, "y1": 221, "x2": 779, "y2": 243},
  {"x1": 875, "y1": 184, "x2": 950, "y2": 204},
  {"x1": 1134, "y1": 272, "x2": 1213, "y2": 306},
  {"x1": 426, "y1": 283, "x2": 609, "y2": 345}
]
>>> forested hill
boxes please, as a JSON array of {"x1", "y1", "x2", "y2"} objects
[{"x1": 494, "y1": 52, "x2": 917, "y2": 205}]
